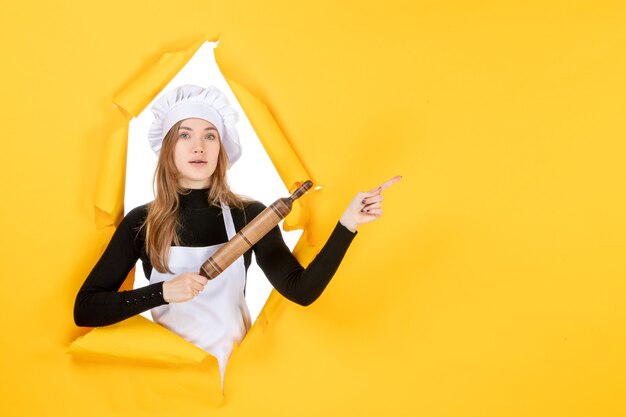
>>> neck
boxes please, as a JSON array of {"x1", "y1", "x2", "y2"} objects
[{"x1": 178, "y1": 181, "x2": 212, "y2": 190}]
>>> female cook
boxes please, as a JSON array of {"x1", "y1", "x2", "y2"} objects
[{"x1": 74, "y1": 84, "x2": 400, "y2": 384}]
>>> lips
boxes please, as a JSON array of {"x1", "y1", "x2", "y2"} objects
[{"x1": 189, "y1": 160, "x2": 207, "y2": 166}]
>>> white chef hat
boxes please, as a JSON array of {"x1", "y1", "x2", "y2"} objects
[{"x1": 148, "y1": 84, "x2": 242, "y2": 168}]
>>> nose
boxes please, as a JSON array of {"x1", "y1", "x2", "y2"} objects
[{"x1": 192, "y1": 139, "x2": 204, "y2": 153}]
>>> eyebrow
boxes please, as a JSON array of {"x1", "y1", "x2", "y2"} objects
[{"x1": 179, "y1": 126, "x2": 218, "y2": 131}]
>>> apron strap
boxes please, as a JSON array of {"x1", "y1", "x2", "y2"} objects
[{"x1": 220, "y1": 201, "x2": 236, "y2": 240}]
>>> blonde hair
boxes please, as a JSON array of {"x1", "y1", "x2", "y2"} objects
[{"x1": 142, "y1": 120, "x2": 252, "y2": 273}]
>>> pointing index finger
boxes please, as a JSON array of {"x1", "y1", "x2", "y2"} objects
[{"x1": 369, "y1": 175, "x2": 402, "y2": 194}]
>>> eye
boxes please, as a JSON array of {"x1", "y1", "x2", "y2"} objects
[
  {"x1": 179, "y1": 133, "x2": 190, "y2": 139},
  {"x1": 205, "y1": 134, "x2": 216, "y2": 140}
]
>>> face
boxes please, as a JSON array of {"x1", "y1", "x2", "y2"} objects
[{"x1": 172, "y1": 118, "x2": 221, "y2": 189}]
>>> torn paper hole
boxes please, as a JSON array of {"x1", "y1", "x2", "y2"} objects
[{"x1": 76, "y1": 39, "x2": 318, "y2": 394}]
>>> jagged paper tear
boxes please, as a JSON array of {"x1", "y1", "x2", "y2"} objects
[{"x1": 71, "y1": 38, "x2": 323, "y2": 378}]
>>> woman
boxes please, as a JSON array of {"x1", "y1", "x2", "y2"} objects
[{"x1": 74, "y1": 84, "x2": 400, "y2": 384}]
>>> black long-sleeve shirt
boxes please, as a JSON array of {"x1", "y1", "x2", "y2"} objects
[{"x1": 74, "y1": 187, "x2": 357, "y2": 327}]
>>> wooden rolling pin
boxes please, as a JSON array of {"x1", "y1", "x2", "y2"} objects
[{"x1": 198, "y1": 180, "x2": 313, "y2": 280}]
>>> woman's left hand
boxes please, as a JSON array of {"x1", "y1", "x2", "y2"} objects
[{"x1": 339, "y1": 175, "x2": 402, "y2": 233}]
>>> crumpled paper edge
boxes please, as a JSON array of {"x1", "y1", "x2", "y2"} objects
[{"x1": 68, "y1": 315, "x2": 211, "y2": 365}]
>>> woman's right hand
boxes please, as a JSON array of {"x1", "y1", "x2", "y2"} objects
[{"x1": 162, "y1": 272, "x2": 208, "y2": 303}]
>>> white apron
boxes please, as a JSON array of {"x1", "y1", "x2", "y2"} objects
[{"x1": 149, "y1": 202, "x2": 252, "y2": 387}]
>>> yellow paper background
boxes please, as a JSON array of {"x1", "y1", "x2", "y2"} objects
[{"x1": 2, "y1": 1, "x2": 626, "y2": 416}]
